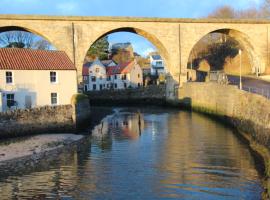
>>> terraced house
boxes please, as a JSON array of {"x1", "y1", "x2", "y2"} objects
[
  {"x1": 83, "y1": 59, "x2": 143, "y2": 91},
  {"x1": 0, "y1": 48, "x2": 77, "y2": 112}
]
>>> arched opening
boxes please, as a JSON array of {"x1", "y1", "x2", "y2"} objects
[
  {"x1": 187, "y1": 28, "x2": 261, "y2": 84},
  {"x1": 0, "y1": 26, "x2": 77, "y2": 112},
  {"x1": 81, "y1": 27, "x2": 169, "y2": 92},
  {"x1": 0, "y1": 26, "x2": 56, "y2": 50}
]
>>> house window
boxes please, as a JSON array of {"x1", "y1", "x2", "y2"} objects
[
  {"x1": 156, "y1": 61, "x2": 163, "y2": 66},
  {"x1": 100, "y1": 85, "x2": 103, "y2": 90},
  {"x1": 96, "y1": 68, "x2": 99, "y2": 73},
  {"x1": 107, "y1": 84, "x2": 110, "y2": 88},
  {"x1": 83, "y1": 76, "x2": 88, "y2": 81},
  {"x1": 138, "y1": 83, "x2": 141, "y2": 87},
  {"x1": 138, "y1": 74, "x2": 140, "y2": 78},
  {"x1": 6, "y1": 94, "x2": 15, "y2": 108},
  {"x1": 100, "y1": 76, "x2": 102, "y2": 80},
  {"x1": 50, "y1": 71, "x2": 57, "y2": 83},
  {"x1": 114, "y1": 75, "x2": 117, "y2": 80},
  {"x1": 6, "y1": 71, "x2": 13, "y2": 84},
  {"x1": 91, "y1": 76, "x2": 96, "y2": 82},
  {"x1": 51, "y1": 93, "x2": 57, "y2": 105},
  {"x1": 124, "y1": 83, "x2": 127, "y2": 88},
  {"x1": 93, "y1": 84, "x2": 96, "y2": 90},
  {"x1": 114, "y1": 83, "x2": 117, "y2": 89},
  {"x1": 122, "y1": 74, "x2": 127, "y2": 80},
  {"x1": 107, "y1": 76, "x2": 111, "y2": 81}
]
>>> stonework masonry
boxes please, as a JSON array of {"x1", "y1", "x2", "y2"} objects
[
  {"x1": 87, "y1": 85, "x2": 166, "y2": 105},
  {"x1": 0, "y1": 105, "x2": 75, "y2": 138},
  {"x1": 1, "y1": 15, "x2": 270, "y2": 86},
  {"x1": 176, "y1": 82, "x2": 270, "y2": 198}
]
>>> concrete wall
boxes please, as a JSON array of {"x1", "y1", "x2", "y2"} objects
[{"x1": 0, "y1": 70, "x2": 77, "y2": 111}]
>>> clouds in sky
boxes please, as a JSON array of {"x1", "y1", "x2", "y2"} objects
[{"x1": 0, "y1": 0, "x2": 264, "y2": 17}]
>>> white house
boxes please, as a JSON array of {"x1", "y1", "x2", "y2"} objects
[
  {"x1": 149, "y1": 54, "x2": 165, "y2": 76},
  {"x1": 83, "y1": 59, "x2": 107, "y2": 91},
  {"x1": 0, "y1": 48, "x2": 77, "y2": 112},
  {"x1": 83, "y1": 59, "x2": 143, "y2": 91}
]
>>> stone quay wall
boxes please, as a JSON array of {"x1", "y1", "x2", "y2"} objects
[
  {"x1": 86, "y1": 85, "x2": 166, "y2": 105},
  {"x1": 0, "y1": 94, "x2": 91, "y2": 139},
  {"x1": 0, "y1": 105, "x2": 75, "y2": 139},
  {"x1": 176, "y1": 82, "x2": 270, "y2": 198}
]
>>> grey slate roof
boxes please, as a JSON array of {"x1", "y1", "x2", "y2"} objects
[{"x1": 151, "y1": 55, "x2": 162, "y2": 60}]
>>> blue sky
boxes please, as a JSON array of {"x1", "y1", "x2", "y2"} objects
[{"x1": 0, "y1": 0, "x2": 264, "y2": 57}]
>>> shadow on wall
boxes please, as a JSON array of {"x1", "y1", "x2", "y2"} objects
[{"x1": 1, "y1": 88, "x2": 37, "y2": 112}]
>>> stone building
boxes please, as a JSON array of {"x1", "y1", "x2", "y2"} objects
[{"x1": 0, "y1": 48, "x2": 77, "y2": 112}]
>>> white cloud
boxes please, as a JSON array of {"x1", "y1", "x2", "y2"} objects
[
  {"x1": 56, "y1": 2, "x2": 79, "y2": 14},
  {"x1": 141, "y1": 47, "x2": 155, "y2": 57}
]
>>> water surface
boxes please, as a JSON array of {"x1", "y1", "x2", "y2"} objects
[{"x1": 0, "y1": 107, "x2": 263, "y2": 199}]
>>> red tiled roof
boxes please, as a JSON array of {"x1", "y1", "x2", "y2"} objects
[
  {"x1": 82, "y1": 66, "x2": 89, "y2": 76},
  {"x1": 106, "y1": 61, "x2": 134, "y2": 76},
  {"x1": 0, "y1": 48, "x2": 76, "y2": 70}
]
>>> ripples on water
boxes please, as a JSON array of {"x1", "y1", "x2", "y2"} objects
[{"x1": 0, "y1": 107, "x2": 263, "y2": 199}]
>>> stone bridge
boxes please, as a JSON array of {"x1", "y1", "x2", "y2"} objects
[{"x1": 0, "y1": 15, "x2": 270, "y2": 88}]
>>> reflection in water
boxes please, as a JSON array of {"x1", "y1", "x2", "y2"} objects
[{"x1": 0, "y1": 107, "x2": 263, "y2": 200}]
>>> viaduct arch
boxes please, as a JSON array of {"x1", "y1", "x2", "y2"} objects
[{"x1": 0, "y1": 15, "x2": 269, "y2": 88}]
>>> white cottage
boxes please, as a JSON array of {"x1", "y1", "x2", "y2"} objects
[
  {"x1": 83, "y1": 59, "x2": 107, "y2": 91},
  {"x1": 0, "y1": 48, "x2": 77, "y2": 112},
  {"x1": 83, "y1": 59, "x2": 143, "y2": 91}
]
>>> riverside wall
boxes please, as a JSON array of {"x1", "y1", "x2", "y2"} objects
[
  {"x1": 86, "y1": 85, "x2": 166, "y2": 105},
  {"x1": 0, "y1": 94, "x2": 91, "y2": 139},
  {"x1": 175, "y1": 82, "x2": 270, "y2": 198}
]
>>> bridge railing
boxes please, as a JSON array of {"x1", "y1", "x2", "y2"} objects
[{"x1": 241, "y1": 86, "x2": 270, "y2": 99}]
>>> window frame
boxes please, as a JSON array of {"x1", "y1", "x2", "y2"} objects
[
  {"x1": 6, "y1": 93, "x2": 15, "y2": 108},
  {"x1": 50, "y1": 71, "x2": 57, "y2": 83},
  {"x1": 6, "y1": 71, "x2": 13, "y2": 84},
  {"x1": 51, "y1": 92, "x2": 58, "y2": 105}
]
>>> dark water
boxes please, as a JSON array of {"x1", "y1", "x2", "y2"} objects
[{"x1": 0, "y1": 107, "x2": 264, "y2": 200}]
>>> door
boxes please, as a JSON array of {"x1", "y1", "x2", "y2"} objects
[{"x1": 25, "y1": 95, "x2": 32, "y2": 109}]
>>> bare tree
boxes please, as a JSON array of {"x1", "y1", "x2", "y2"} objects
[
  {"x1": 33, "y1": 39, "x2": 51, "y2": 50},
  {"x1": 208, "y1": 5, "x2": 236, "y2": 18},
  {"x1": 0, "y1": 31, "x2": 34, "y2": 48},
  {"x1": 260, "y1": 0, "x2": 270, "y2": 18},
  {"x1": 0, "y1": 31, "x2": 52, "y2": 50}
]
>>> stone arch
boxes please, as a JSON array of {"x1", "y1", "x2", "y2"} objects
[
  {"x1": 0, "y1": 26, "x2": 58, "y2": 50},
  {"x1": 81, "y1": 27, "x2": 170, "y2": 72},
  {"x1": 186, "y1": 28, "x2": 262, "y2": 75}
]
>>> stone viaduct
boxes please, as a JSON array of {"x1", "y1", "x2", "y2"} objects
[{"x1": 0, "y1": 15, "x2": 270, "y2": 88}]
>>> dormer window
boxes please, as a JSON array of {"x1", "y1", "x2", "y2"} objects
[
  {"x1": 6, "y1": 71, "x2": 13, "y2": 84},
  {"x1": 50, "y1": 71, "x2": 57, "y2": 83}
]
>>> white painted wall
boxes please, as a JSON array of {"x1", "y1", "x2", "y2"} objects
[
  {"x1": 0, "y1": 70, "x2": 77, "y2": 111},
  {"x1": 87, "y1": 60, "x2": 107, "y2": 91},
  {"x1": 150, "y1": 56, "x2": 165, "y2": 75},
  {"x1": 0, "y1": 92, "x2": 2, "y2": 112}
]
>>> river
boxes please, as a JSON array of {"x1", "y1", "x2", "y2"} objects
[{"x1": 0, "y1": 107, "x2": 264, "y2": 199}]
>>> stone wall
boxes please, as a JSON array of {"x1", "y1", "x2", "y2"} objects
[
  {"x1": 177, "y1": 82, "x2": 270, "y2": 147},
  {"x1": 0, "y1": 105, "x2": 75, "y2": 139},
  {"x1": 176, "y1": 82, "x2": 270, "y2": 198},
  {"x1": 86, "y1": 85, "x2": 166, "y2": 105}
]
